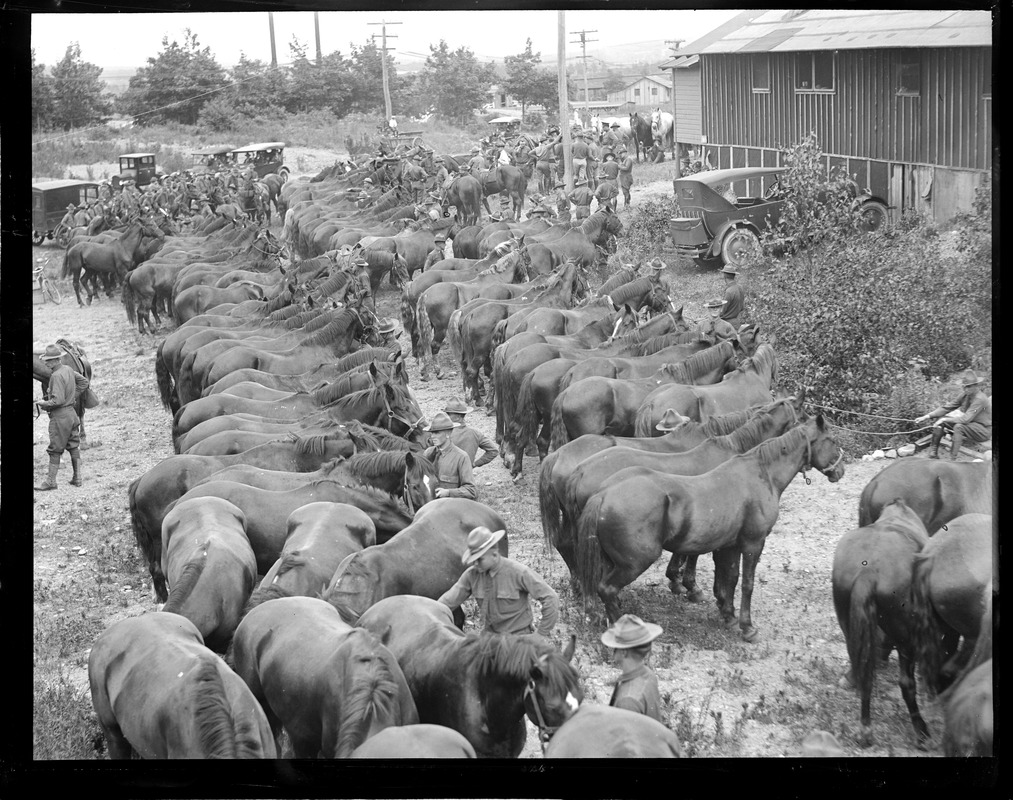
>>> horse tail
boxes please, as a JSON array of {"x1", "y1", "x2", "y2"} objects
[
  {"x1": 490, "y1": 318, "x2": 508, "y2": 355},
  {"x1": 122, "y1": 272, "x2": 137, "y2": 325},
  {"x1": 943, "y1": 587, "x2": 993, "y2": 700},
  {"x1": 128, "y1": 478, "x2": 168, "y2": 602},
  {"x1": 446, "y1": 306, "x2": 464, "y2": 364},
  {"x1": 400, "y1": 288, "x2": 417, "y2": 358},
  {"x1": 844, "y1": 569, "x2": 880, "y2": 717},
  {"x1": 539, "y1": 452, "x2": 563, "y2": 552},
  {"x1": 177, "y1": 349, "x2": 200, "y2": 408},
  {"x1": 548, "y1": 394, "x2": 570, "y2": 453},
  {"x1": 857, "y1": 479, "x2": 877, "y2": 527},
  {"x1": 634, "y1": 397, "x2": 656, "y2": 438},
  {"x1": 155, "y1": 340, "x2": 177, "y2": 414},
  {"x1": 190, "y1": 658, "x2": 241, "y2": 757},
  {"x1": 416, "y1": 294, "x2": 435, "y2": 365},
  {"x1": 574, "y1": 492, "x2": 607, "y2": 607},
  {"x1": 910, "y1": 549, "x2": 945, "y2": 697},
  {"x1": 161, "y1": 550, "x2": 208, "y2": 615},
  {"x1": 60, "y1": 245, "x2": 74, "y2": 280},
  {"x1": 511, "y1": 371, "x2": 539, "y2": 457}
]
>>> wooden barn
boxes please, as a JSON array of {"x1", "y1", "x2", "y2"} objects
[{"x1": 661, "y1": 9, "x2": 993, "y2": 223}]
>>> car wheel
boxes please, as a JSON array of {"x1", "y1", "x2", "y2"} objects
[
  {"x1": 32, "y1": 231, "x2": 45, "y2": 246},
  {"x1": 858, "y1": 200, "x2": 889, "y2": 232},
  {"x1": 720, "y1": 227, "x2": 760, "y2": 269}
]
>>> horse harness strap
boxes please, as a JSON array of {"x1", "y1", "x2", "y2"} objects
[{"x1": 524, "y1": 679, "x2": 556, "y2": 755}]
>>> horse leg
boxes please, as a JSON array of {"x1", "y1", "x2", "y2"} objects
[
  {"x1": 73, "y1": 273, "x2": 85, "y2": 306},
  {"x1": 682, "y1": 555, "x2": 704, "y2": 602},
  {"x1": 665, "y1": 553, "x2": 686, "y2": 595},
  {"x1": 898, "y1": 645, "x2": 931, "y2": 749},
  {"x1": 737, "y1": 543, "x2": 766, "y2": 642},
  {"x1": 711, "y1": 547, "x2": 739, "y2": 628},
  {"x1": 101, "y1": 723, "x2": 135, "y2": 760},
  {"x1": 598, "y1": 552, "x2": 655, "y2": 624}
]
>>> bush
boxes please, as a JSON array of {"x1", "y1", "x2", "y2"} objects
[{"x1": 616, "y1": 196, "x2": 679, "y2": 263}]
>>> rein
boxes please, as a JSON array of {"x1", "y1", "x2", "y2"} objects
[{"x1": 523, "y1": 679, "x2": 557, "y2": 755}]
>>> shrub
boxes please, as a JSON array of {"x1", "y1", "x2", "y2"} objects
[{"x1": 616, "y1": 196, "x2": 679, "y2": 263}]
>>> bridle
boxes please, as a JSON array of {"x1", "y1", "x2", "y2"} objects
[
  {"x1": 523, "y1": 678, "x2": 558, "y2": 755},
  {"x1": 380, "y1": 387, "x2": 424, "y2": 439},
  {"x1": 802, "y1": 432, "x2": 844, "y2": 482}
]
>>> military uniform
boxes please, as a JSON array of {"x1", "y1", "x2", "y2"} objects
[
  {"x1": 36, "y1": 353, "x2": 89, "y2": 490},
  {"x1": 721, "y1": 280, "x2": 746, "y2": 328},
  {"x1": 421, "y1": 442, "x2": 477, "y2": 500},
  {"x1": 568, "y1": 184, "x2": 593, "y2": 220}
]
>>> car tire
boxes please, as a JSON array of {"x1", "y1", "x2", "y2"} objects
[
  {"x1": 720, "y1": 227, "x2": 760, "y2": 269},
  {"x1": 278, "y1": 167, "x2": 290, "y2": 183},
  {"x1": 32, "y1": 231, "x2": 45, "y2": 246},
  {"x1": 858, "y1": 200, "x2": 889, "y2": 232}
]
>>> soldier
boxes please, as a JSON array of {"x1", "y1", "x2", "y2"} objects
[
  {"x1": 554, "y1": 182, "x2": 572, "y2": 224},
  {"x1": 349, "y1": 256, "x2": 374, "y2": 312},
  {"x1": 525, "y1": 193, "x2": 554, "y2": 221},
  {"x1": 915, "y1": 370, "x2": 992, "y2": 460},
  {"x1": 719, "y1": 266, "x2": 746, "y2": 329},
  {"x1": 421, "y1": 412, "x2": 477, "y2": 500},
  {"x1": 35, "y1": 344, "x2": 90, "y2": 491},
  {"x1": 431, "y1": 155, "x2": 449, "y2": 196},
  {"x1": 571, "y1": 129, "x2": 590, "y2": 183},
  {"x1": 602, "y1": 614, "x2": 664, "y2": 723},
  {"x1": 617, "y1": 146, "x2": 635, "y2": 209},
  {"x1": 375, "y1": 318, "x2": 401, "y2": 350},
  {"x1": 443, "y1": 398, "x2": 498, "y2": 468},
  {"x1": 568, "y1": 180, "x2": 593, "y2": 221},
  {"x1": 699, "y1": 298, "x2": 738, "y2": 341},
  {"x1": 467, "y1": 147, "x2": 486, "y2": 176},
  {"x1": 600, "y1": 122, "x2": 622, "y2": 159}
]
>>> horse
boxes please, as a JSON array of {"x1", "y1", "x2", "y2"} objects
[
  {"x1": 32, "y1": 339, "x2": 98, "y2": 448},
  {"x1": 230, "y1": 596, "x2": 419, "y2": 757},
  {"x1": 478, "y1": 164, "x2": 528, "y2": 221},
  {"x1": 128, "y1": 433, "x2": 358, "y2": 602},
  {"x1": 857, "y1": 460, "x2": 993, "y2": 533},
  {"x1": 322, "y1": 497, "x2": 507, "y2": 628},
  {"x1": 650, "y1": 107, "x2": 676, "y2": 155},
  {"x1": 172, "y1": 281, "x2": 269, "y2": 325},
  {"x1": 170, "y1": 478, "x2": 415, "y2": 574},
  {"x1": 61, "y1": 218, "x2": 158, "y2": 306},
  {"x1": 350, "y1": 723, "x2": 477, "y2": 758},
  {"x1": 544, "y1": 704, "x2": 683, "y2": 758},
  {"x1": 831, "y1": 499, "x2": 933, "y2": 748},
  {"x1": 574, "y1": 415, "x2": 845, "y2": 637},
  {"x1": 941, "y1": 589, "x2": 993, "y2": 756},
  {"x1": 444, "y1": 175, "x2": 484, "y2": 227},
  {"x1": 634, "y1": 341, "x2": 779, "y2": 432},
  {"x1": 910, "y1": 513, "x2": 992, "y2": 696},
  {"x1": 521, "y1": 211, "x2": 624, "y2": 274},
  {"x1": 548, "y1": 339, "x2": 740, "y2": 450},
  {"x1": 356, "y1": 595, "x2": 583, "y2": 758},
  {"x1": 160, "y1": 497, "x2": 258, "y2": 653},
  {"x1": 628, "y1": 112, "x2": 654, "y2": 163},
  {"x1": 88, "y1": 612, "x2": 277, "y2": 759},
  {"x1": 538, "y1": 401, "x2": 791, "y2": 582},
  {"x1": 240, "y1": 502, "x2": 375, "y2": 619},
  {"x1": 558, "y1": 394, "x2": 805, "y2": 594}
]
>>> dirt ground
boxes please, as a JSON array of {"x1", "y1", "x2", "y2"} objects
[{"x1": 32, "y1": 150, "x2": 961, "y2": 763}]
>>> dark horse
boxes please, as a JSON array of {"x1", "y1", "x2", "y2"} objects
[
  {"x1": 61, "y1": 218, "x2": 157, "y2": 306},
  {"x1": 33, "y1": 339, "x2": 98, "y2": 447},
  {"x1": 444, "y1": 174, "x2": 485, "y2": 227},
  {"x1": 88, "y1": 612, "x2": 276, "y2": 758},
  {"x1": 628, "y1": 112, "x2": 654, "y2": 163},
  {"x1": 478, "y1": 164, "x2": 528, "y2": 221},
  {"x1": 357, "y1": 595, "x2": 583, "y2": 758},
  {"x1": 575, "y1": 415, "x2": 845, "y2": 637},
  {"x1": 831, "y1": 499, "x2": 932, "y2": 748},
  {"x1": 230, "y1": 596, "x2": 419, "y2": 757}
]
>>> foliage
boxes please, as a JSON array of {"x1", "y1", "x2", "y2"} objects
[
  {"x1": 616, "y1": 196, "x2": 680, "y2": 263},
  {"x1": 419, "y1": 41, "x2": 497, "y2": 123},
  {"x1": 227, "y1": 53, "x2": 287, "y2": 119},
  {"x1": 504, "y1": 39, "x2": 545, "y2": 121},
  {"x1": 119, "y1": 30, "x2": 227, "y2": 126},
  {"x1": 47, "y1": 43, "x2": 113, "y2": 131},
  {"x1": 31, "y1": 48, "x2": 56, "y2": 132},
  {"x1": 603, "y1": 69, "x2": 627, "y2": 96},
  {"x1": 282, "y1": 38, "x2": 356, "y2": 116}
]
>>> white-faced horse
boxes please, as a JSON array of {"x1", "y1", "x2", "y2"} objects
[{"x1": 651, "y1": 108, "x2": 675, "y2": 155}]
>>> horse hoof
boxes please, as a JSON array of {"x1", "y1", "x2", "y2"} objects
[
  {"x1": 837, "y1": 672, "x2": 856, "y2": 690},
  {"x1": 668, "y1": 581, "x2": 686, "y2": 595},
  {"x1": 686, "y1": 588, "x2": 705, "y2": 603},
  {"x1": 511, "y1": 473, "x2": 523, "y2": 484},
  {"x1": 740, "y1": 626, "x2": 760, "y2": 643}
]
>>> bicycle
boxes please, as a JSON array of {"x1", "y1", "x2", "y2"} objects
[{"x1": 34, "y1": 266, "x2": 62, "y2": 305}]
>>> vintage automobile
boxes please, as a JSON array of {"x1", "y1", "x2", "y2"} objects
[
  {"x1": 190, "y1": 145, "x2": 236, "y2": 175},
  {"x1": 230, "y1": 142, "x2": 289, "y2": 180},
  {"x1": 488, "y1": 117, "x2": 521, "y2": 138},
  {"x1": 116, "y1": 152, "x2": 158, "y2": 188},
  {"x1": 669, "y1": 166, "x2": 890, "y2": 269},
  {"x1": 31, "y1": 179, "x2": 100, "y2": 245}
]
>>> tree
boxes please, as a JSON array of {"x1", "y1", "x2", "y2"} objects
[
  {"x1": 120, "y1": 30, "x2": 226, "y2": 126},
  {"x1": 348, "y1": 39, "x2": 414, "y2": 116},
  {"x1": 419, "y1": 40, "x2": 496, "y2": 122},
  {"x1": 603, "y1": 69, "x2": 627, "y2": 98},
  {"x1": 229, "y1": 53, "x2": 286, "y2": 118},
  {"x1": 48, "y1": 43, "x2": 111, "y2": 131},
  {"x1": 504, "y1": 39, "x2": 542, "y2": 120},
  {"x1": 31, "y1": 48, "x2": 55, "y2": 132}
]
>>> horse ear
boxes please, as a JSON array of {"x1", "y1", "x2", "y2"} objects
[
  {"x1": 404, "y1": 451, "x2": 415, "y2": 469},
  {"x1": 379, "y1": 624, "x2": 393, "y2": 646},
  {"x1": 369, "y1": 362, "x2": 379, "y2": 377},
  {"x1": 562, "y1": 634, "x2": 576, "y2": 662},
  {"x1": 815, "y1": 413, "x2": 825, "y2": 429},
  {"x1": 673, "y1": 305, "x2": 684, "y2": 320}
]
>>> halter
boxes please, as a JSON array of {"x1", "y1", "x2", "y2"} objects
[
  {"x1": 381, "y1": 387, "x2": 423, "y2": 439},
  {"x1": 802, "y1": 435, "x2": 844, "y2": 483},
  {"x1": 523, "y1": 679, "x2": 557, "y2": 755},
  {"x1": 401, "y1": 463, "x2": 418, "y2": 516}
]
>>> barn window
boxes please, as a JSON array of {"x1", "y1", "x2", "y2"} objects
[
  {"x1": 651, "y1": 87, "x2": 658, "y2": 96},
  {"x1": 795, "y1": 51, "x2": 835, "y2": 92},
  {"x1": 500, "y1": 93, "x2": 506, "y2": 105},
  {"x1": 634, "y1": 88, "x2": 641, "y2": 97},
  {"x1": 752, "y1": 54, "x2": 771, "y2": 92},
  {"x1": 896, "y1": 52, "x2": 921, "y2": 96}
]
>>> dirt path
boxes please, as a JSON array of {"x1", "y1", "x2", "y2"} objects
[{"x1": 32, "y1": 160, "x2": 953, "y2": 761}]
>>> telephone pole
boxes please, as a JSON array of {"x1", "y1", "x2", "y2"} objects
[
  {"x1": 267, "y1": 12, "x2": 277, "y2": 68},
  {"x1": 368, "y1": 19, "x2": 401, "y2": 123},
  {"x1": 558, "y1": 12, "x2": 573, "y2": 191},
  {"x1": 314, "y1": 12, "x2": 323, "y2": 66},
  {"x1": 569, "y1": 28, "x2": 597, "y2": 125}
]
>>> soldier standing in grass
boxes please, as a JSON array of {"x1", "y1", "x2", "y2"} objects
[
  {"x1": 617, "y1": 146, "x2": 634, "y2": 209},
  {"x1": 35, "y1": 345, "x2": 90, "y2": 491},
  {"x1": 720, "y1": 265, "x2": 746, "y2": 329},
  {"x1": 443, "y1": 399, "x2": 498, "y2": 468}
]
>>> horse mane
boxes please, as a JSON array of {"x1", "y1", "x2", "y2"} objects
[
  {"x1": 302, "y1": 308, "x2": 344, "y2": 332},
  {"x1": 341, "y1": 449, "x2": 431, "y2": 478},
  {"x1": 334, "y1": 637, "x2": 401, "y2": 757},
  {"x1": 190, "y1": 659, "x2": 240, "y2": 757},
  {"x1": 738, "y1": 342, "x2": 777, "y2": 378},
  {"x1": 264, "y1": 289, "x2": 293, "y2": 314},
  {"x1": 714, "y1": 406, "x2": 789, "y2": 453},
  {"x1": 679, "y1": 339, "x2": 735, "y2": 377},
  {"x1": 161, "y1": 548, "x2": 209, "y2": 615},
  {"x1": 463, "y1": 632, "x2": 540, "y2": 705},
  {"x1": 301, "y1": 309, "x2": 361, "y2": 347},
  {"x1": 604, "y1": 277, "x2": 652, "y2": 308},
  {"x1": 288, "y1": 432, "x2": 340, "y2": 455},
  {"x1": 283, "y1": 309, "x2": 325, "y2": 329},
  {"x1": 240, "y1": 579, "x2": 294, "y2": 621},
  {"x1": 334, "y1": 347, "x2": 397, "y2": 372},
  {"x1": 320, "y1": 382, "x2": 386, "y2": 414},
  {"x1": 751, "y1": 423, "x2": 810, "y2": 468},
  {"x1": 597, "y1": 267, "x2": 638, "y2": 297},
  {"x1": 622, "y1": 330, "x2": 703, "y2": 356},
  {"x1": 311, "y1": 371, "x2": 367, "y2": 406},
  {"x1": 267, "y1": 304, "x2": 302, "y2": 322},
  {"x1": 315, "y1": 271, "x2": 350, "y2": 297},
  {"x1": 306, "y1": 478, "x2": 410, "y2": 513}
]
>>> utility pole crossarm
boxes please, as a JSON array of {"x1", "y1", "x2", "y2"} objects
[
  {"x1": 569, "y1": 29, "x2": 598, "y2": 121},
  {"x1": 368, "y1": 20, "x2": 402, "y2": 124}
]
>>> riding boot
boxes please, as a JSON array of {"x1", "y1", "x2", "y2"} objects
[
  {"x1": 947, "y1": 429, "x2": 964, "y2": 461},
  {"x1": 928, "y1": 426, "x2": 945, "y2": 459},
  {"x1": 69, "y1": 449, "x2": 83, "y2": 486},
  {"x1": 36, "y1": 455, "x2": 61, "y2": 491}
]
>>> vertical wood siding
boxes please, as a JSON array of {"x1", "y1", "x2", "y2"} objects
[{"x1": 701, "y1": 47, "x2": 990, "y2": 171}]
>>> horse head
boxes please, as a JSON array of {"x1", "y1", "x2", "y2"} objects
[
  {"x1": 521, "y1": 635, "x2": 583, "y2": 743},
  {"x1": 401, "y1": 451, "x2": 437, "y2": 514},
  {"x1": 806, "y1": 414, "x2": 846, "y2": 483}
]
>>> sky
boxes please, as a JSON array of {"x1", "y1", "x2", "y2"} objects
[{"x1": 30, "y1": 9, "x2": 742, "y2": 70}]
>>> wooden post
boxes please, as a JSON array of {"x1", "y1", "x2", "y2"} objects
[
  {"x1": 314, "y1": 12, "x2": 322, "y2": 66},
  {"x1": 369, "y1": 20, "x2": 401, "y2": 123},
  {"x1": 558, "y1": 12, "x2": 572, "y2": 192},
  {"x1": 268, "y1": 12, "x2": 277, "y2": 68}
]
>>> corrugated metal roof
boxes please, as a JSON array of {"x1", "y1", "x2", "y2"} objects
[
  {"x1": 661, "y1": 10, "x2": 766, "y2": 67},
  {"x1": 695, "y1": 9, "x2": 992, "y2": 54}
]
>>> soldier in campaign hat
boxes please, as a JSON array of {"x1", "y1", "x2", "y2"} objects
[
  {"x1": 35, "y1": 344, "x2": 90, "y2": 491},
  {"x1": 915, "y1": 369, "x2": 991, "y2": 460},
  {"x1": 443, "y1": 398, "x2": 497, "y2": 468},
  {"x1": 421, "y1": 412, "x2": 477, "y2": 499},
  {"x1": 601, "y1": 614, "x2": 664, "y2": 722},
  {"x1": 438, "y1": 526, "x2": 559, "y2": 637}
]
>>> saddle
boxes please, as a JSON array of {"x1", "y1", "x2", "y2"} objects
[{"x1": 55, "y1": 338, "x2": 100, "y2": 408}]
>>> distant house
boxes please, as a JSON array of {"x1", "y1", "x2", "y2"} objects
[
  {"x1": 486, "y1": 84, "x2": 515, "y2": 109},
  {"x1": 660, "y1": 8, "x2": 992, "y2": 223},
  {"x1": 569, "y1": 73, "x2": 673, "y2": 118}
]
